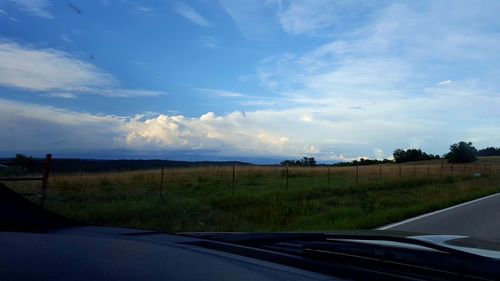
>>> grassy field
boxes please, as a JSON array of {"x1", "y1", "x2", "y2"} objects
[{"x1": 5, "y1": 157, "x2": 500, "y2": 233}]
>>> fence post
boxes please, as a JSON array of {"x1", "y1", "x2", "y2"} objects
[
  {"x1": 232, "y1": 163, "x2": 236, "y2": 196},
  {"x1": 399, "y1": 164, "x2": 401, "y2": 179},
  {"x1": 427, "y1": 163, "x2": 430, "y2": 178},
  {"x1": 40, "y1": 154, "x2": 52, "y2": 208},
  {"x1": 451, "y1": 164, "x2": 453, "y2": 176},
  {"x1": 160, "y1": 166, "x2": 164, "y2": 196},
  {"x1": 327, "y1": 166, "x2": 331, "y2": 185},
  {"x1": 379, "y1": 165, "x2": 382, "y2": 181},
  {"x1": 311, "y1": 167, "x2": 315, "y2": 188},
  {"x1": 286, "y1": 164, "x2": 289, "y2": 189},
  {"x1": 356, "y1": 163, "x2": 359, "y2": 184},
  {"x1": 413, "y1": 164, "x2": 416, "y2": 177}
]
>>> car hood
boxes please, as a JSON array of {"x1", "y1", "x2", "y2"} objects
[{"x1": 181, "y1": 230, "x2": 500, "y2": 259}]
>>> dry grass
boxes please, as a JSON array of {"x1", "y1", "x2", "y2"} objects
[{"x1": 4, "y1": 158, "x2": 500, "y2": 233}]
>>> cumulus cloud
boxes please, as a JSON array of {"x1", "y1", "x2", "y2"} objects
[
  {"x1": 3, "y1": 89, "x2": 500, "y2": 160},
  {"x1": 0, "y1": 99, "x2": 323, "y2": 159},
  {"x1": 0, "y1": 40, "x2": 164, "y2": 97},
  {"x1": 175, "y1": 2, "x2": 212, "y2": 27}
]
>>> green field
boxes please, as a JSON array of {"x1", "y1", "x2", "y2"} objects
[{"x1": 4, "y1": 157, "x2": 500, "y2": 233}]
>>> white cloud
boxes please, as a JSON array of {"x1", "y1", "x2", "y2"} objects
[
  {"x1": 3, "y1": 87, "x2": 500, "y2": 160},
  {"x1": 0, "y1": 40, "x2": 114, "y2": 91},
  {"x1": 277, "y1": 0, "x2": 349, "y2": 35},
  {"x1": 7, "y1": 0, "x2": 53, "y2": 19},
  {"x1": 2, "y1": 1, "x2": 500, "y2": 161},
  {"x1": 196, "y1": 88, "x2": 246, "y2": 97},
  {"x1": 217, "y1": 0, "x2": 280, "y2": 39},
  {"x1": 0, "y1": 40, "x2": 164, "y2": 97},
  {"x1": 239, "y1": 100, "x2": 277, "y2": 107},
  {"x1": 0, "y1": 99, "x2": 126, "y2": 153},
  {"x1": 175, "y1": 2, "x2": 212, "y2": 27},
  {"x1": 437, "y1": 80, "x2": 453, "y2": 86},
  {"x1": 373, "y1": 148, "x2": 384, "y2": 160},
  {"x1": 259, "y1": 1, "x2": 500, "y2": 103},
  {"x1": 47, "y1": 92, "x2": 77, "y2": 99}
]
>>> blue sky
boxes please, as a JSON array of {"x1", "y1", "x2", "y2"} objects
[{"x1": 1, "y1": 0, "x2": 500, "y2": 163}]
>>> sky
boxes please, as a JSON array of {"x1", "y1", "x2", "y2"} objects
[{"x1": 0, "y1": 0, "x2": 499, "y2": 163}]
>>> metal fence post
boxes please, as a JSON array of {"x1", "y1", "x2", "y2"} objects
[
  {"x1": 40, "y1": 154, "x2": 52, "y2": 208},
  {"x1": 327, "y1": 166, "x2": 331, "y2": 185},
  {"x1": 160, "y1": 166, "x2": 164, "y2": 196},
  {"x1": 379, "y1": 165, "x2": 382, "y2": 181},
  {"x1": 356, "y1": 163, "x2": 359, "y2": 184},
  {"x1": 232, "y1": 163, "x2": 236, "y2": 196},
  {"x1": 286, "y1": 164, "x2": 289, "y2": 189}
]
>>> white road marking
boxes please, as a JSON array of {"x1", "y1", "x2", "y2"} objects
[{"x1": 377, "y1": 192, "x2": 500, "y2": 230}]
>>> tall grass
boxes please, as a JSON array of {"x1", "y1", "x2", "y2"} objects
[{"x1": 5, "y1": 161, "x2": 500, "y2": 233}]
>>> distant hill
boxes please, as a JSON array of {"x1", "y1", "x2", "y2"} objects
[{"x1": 0, "y1": 158, "x2": 253, "y2": 174}]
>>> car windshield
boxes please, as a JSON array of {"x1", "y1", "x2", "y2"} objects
[{"x1": 1, "y1": 1, "x2": 500, "y2": 243}]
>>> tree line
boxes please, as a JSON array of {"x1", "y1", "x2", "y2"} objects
[
  {"x1": 477, "y1": 147, "x2": 500, "y2": 156},
  {"x1": 281, "y1": 141, "x2": 499, "y2": 167},
  {"x1": 280, "y1": 157, "x2": 317, "y2": 167}
]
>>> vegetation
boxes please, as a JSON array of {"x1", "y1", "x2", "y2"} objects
[
  {"x1": 477, "y1": 147, "x2": 500, "y2": 157},
  {"x1": 445, "y1": 141, "x2": 478, "y2": 163},
  {"x1": 0, "y1": 157, "x2": 252, "y2": 174},
  {"x1": 393, "y1": 148, "x2": 440, "y2": 163},
  {"x1": 6, "y1": 160, "x2": 499, "y2": 233},
  {"x1": 281, "y1": 157, "x2": 317, "y2": 167},
  {"x1": 333, "y1": 158, "x2": 393, "y2": 167}
]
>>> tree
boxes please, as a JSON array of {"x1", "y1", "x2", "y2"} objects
[
  {"x1": 392, "y1": 148, "x2": 436, "y2": 163},
  {"x1": 445, "y1": 141, "x2": 477, "y2": 163},
  {"x1": 393, "y1": 149, "x2": 407, "y2": 163},
  {"x1": 301, "y1": 157, "x2": 316, "y2": 167}
]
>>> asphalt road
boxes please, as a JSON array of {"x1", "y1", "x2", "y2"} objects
[{"x1": 378, "y1": 193, "x2": 500, "y2": 242}]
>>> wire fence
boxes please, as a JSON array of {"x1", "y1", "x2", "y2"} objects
[
  {"x1": 3, "y1": 161, "x2": 498, "y2": 204},
  {"x1": 49, "y1": 163, "x2": 500, "y2": 199}
]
